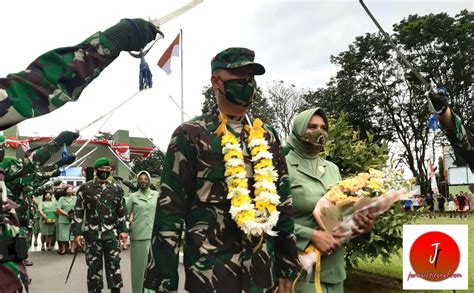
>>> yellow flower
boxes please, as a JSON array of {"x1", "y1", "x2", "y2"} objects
[
  {"x1": 236, "y1": 210, "x2": 256, "y2": 226},
  {"x1": 222, "y1": 134, "x2": 238, "y2": 145},
  {"x1": 255, "y1": 159, "x2": 272, "y2": 169},
  {"x1": 266, "y1": 205, "x2": 277, "y2": 213},
  {"x1": 231, "y1": 195, "x2": 251, "y2": 207},
  {"x1": 217, "y1": 113, "x2": 280, "y2": 236},
  {"x1": 224, "y1": 149, "x2": 244, "y2": 161},
  {"x1": 326, "y1": 187, "x2": 347, "y2": 203},
  {"x1": 251, "y1": 144, "x2": 267, "y2": 156},
  {"x1": 256, "y1": 200, "x2": 269, "y2": 211},
  {"x1": 255, "y1": 173, "x2": 274, "y2": 182},
  {"x1": 225, "y1": 165, "x2": 245, "y2": 177},
  {"x1": 368, "y1": 168, "x2": 384, "y2": 178},
  {"x1": 366, "y1": 178, "x2": 382, "y2": 191}
]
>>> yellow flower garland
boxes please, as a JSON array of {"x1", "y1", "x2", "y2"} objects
[{"x1": 215, "y1": 113, "x2": 280, "y2": 237}]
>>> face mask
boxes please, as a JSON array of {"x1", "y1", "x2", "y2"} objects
[
  {"x1": 66, "y1": 191, "x2": 74, "y2": 196},
  {"x1": 96, "y1": 170, "x2": 110, "y2": 180},
  {"x1": 218, "y1": 77, "x2": 257, "y2": 107},
  {"x1": 301, "y1": 129, "x2": 329, "y2": 153},
  {"x1": 139, "y1": 181, "x2": 150, "y2": 190}
]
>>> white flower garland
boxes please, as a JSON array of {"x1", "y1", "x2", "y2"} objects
[{"x1": 215, "y1": 113, "x2": 280, "y2": 237}]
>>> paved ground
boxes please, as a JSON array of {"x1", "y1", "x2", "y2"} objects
[{"x1": 26, "y1": 244, "x2": 185, "y2": 292}]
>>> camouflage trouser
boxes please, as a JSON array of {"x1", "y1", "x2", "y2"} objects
[{"x1": 85, "y1": 238, "x2": 123, "y2": 292}]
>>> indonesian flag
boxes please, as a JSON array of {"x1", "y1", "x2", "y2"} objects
[
  {"x1": 157, "y1": 33, "x2": 180, "y2": 75},
  {"x1": 111, "y1": 144, "x2": 131, "y2": 162},
  {"x1": 429, "y1": 159, "x2": 439, "y2": 193}
]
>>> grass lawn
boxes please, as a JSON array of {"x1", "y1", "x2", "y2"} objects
[{"x1": 355, "y1": 214, "x2": 473, "y2": 292}]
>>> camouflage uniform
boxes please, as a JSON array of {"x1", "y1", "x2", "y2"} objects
[
  {"x1": 0, "y1": 18, "x2": 159, "y2": 130},
  {"x1": 144, "y1": 108, "x2": 300, "y2": 292},
  {"x1": 71, "y1": 179, "x2": 128, "y2": 292},
  {"x1": 442, "y1": 113, "x2": 474, "y2": 171}
]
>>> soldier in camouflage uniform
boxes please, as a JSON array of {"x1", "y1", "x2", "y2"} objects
[
  {"x1": 0, "y1": 18, "x2": 160, "y2": 130},
  {"x1": 0, "y1": 18, "x2": 159, "y2": 292},
  {"x1": 144, "y1": 48, "x2": 300, "y2": 293},
  {"x1": 429, "y1": 88, "x2": 473, "y2": 172},
  {"x1": 71, "y1": 157, "x2": 129, "y2": 293}
]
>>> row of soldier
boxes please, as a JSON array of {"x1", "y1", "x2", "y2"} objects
[{"x1": 1, "y1": 17, "x2": 473, "y2": 293}]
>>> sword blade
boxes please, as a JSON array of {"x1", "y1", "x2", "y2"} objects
[
  {"x1": 358, "y1": 0, "x2": 435, "y2": 94},
  {"x1": 150, "y1": 0, "x2": 203, "y2": 28},
  {"x1": 65, "y1": 249, "x2": 78, "y2": 284}
]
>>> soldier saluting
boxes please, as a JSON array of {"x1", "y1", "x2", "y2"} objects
[{"x1": 71, "y1": 157, "x2": 129, "y2": 293}]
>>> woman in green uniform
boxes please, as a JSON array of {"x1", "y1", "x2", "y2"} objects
[
  {"x1": 32, "y1": 195, "x2": 42, "y2": 247},
  {"x1": 38, "y1": 192, "x2": 57, "y2": 251},
  {"x1": 126, "y1": 171, "x2": 158, "y2": 293},
  {"x1": 286, "y1": 108, "x2": 374, "y2": 293},
  {"x1": 56, "y1": 186, "x2": 77, "y2": 254}
]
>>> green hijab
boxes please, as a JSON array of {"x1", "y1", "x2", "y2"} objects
[{"x1": 287, "y1": 107, "x2": 329, "y2": 159}]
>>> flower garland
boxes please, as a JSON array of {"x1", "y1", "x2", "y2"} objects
[{"x1": 215, "y1": 113, "x2": 280, "y2": 237}]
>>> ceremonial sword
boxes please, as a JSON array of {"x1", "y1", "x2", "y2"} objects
[
  {"x1": 358, "y1": 0, "x2": 438, "y2": 110},
  {"x1": 66, "y1": 2, "x2": 203, "y2": 284}
]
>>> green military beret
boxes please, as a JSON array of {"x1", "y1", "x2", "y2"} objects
[
  {"x1": 93, "y1": 157, "x2": 112, "y2": 169},
  {"x1": 211, "y1": 47, "x2": 265, "y2": 75}
]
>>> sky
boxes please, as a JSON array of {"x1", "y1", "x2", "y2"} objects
[{"x1": 1, "y1": 0, "x2": 471, "y2": 151}]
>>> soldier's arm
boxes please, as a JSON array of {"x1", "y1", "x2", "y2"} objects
[
  {"x1": 0, "y1": 19, "x2": 158, "y2": 130},
  {"x1": 70, "y1": 186, "x2": 85, "y2": 237},
  {"x1": 144, "y1": 126, "x2": 194, "y2": 291},
  {"x1": 440, "y1": 110, "x2": 474, "y2": 171},
  {"x1": 116, "y1": 186, "x2": 129, "y2": 233},
  {"x1": 269, "y1": 127, "x2": 300, "y2": 280}
]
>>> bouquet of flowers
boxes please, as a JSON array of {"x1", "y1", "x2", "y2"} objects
[{"x1": 299, "y1": 168, "x2": 418, "y2": 271}]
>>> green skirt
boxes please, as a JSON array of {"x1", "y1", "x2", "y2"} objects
[
  {"x1": 130, "y1": 240, "x2": 155, "y2": 293},
  {"x1": 57, "y1": 223, "x2": 73, "y2": 241},
  {"x1": 295, "y1": 279, "x2": 344, "y2": 293},
  {"x1": 39, "y1": 220, "x2": 56, "y2": 236}
]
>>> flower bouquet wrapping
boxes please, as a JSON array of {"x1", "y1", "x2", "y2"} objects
[{"x1": 298, "y1": 168, "x2": 418, "y2": 271}]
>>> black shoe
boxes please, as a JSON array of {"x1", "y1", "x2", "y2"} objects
[
  {"x1": 110, "y1": 289, "x2": 120, "y2": 293},
  {"x1": 24, "y1": 259, "x2": 33, "y2": 266}
]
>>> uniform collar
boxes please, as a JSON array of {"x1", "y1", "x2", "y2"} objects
[{"x1": 289, "y1": 151, "x2": 328, "y2": 181}]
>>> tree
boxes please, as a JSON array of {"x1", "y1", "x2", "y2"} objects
[
  {"x1": 266, "y1": 80, "x2": 304, "y2": 139},
  {"x1": 200, "y1": 85, "x2": 276, "y2": 125},
  {"x1": 131, "y1": 149, "x2": 165, "y2": 177},
  {"x1": 305, "y1": 10, "x2": 473, "y2": 194},
  {"x1": 321, "y1": 113, "x2": 420, "y2": 269}
]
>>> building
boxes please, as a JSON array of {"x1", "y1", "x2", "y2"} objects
[
  {"x1": 2, "y1": 125, "x2": 155, "y2": 193},
  {"x1": 441, "y1": 144, "x2": 473, "y2": 196}
]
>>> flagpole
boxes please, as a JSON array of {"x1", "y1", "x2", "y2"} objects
[{"x1": 180, "y1": 29, "x2": 184, "y2": 123}]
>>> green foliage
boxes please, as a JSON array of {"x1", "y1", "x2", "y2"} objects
[
  {"x1": 321, "y1": 112, "x2": 421, "y2": 269},
  {"x1": 131, "y1": 149, "x2": 165, "y2": 177},
  {"x1": 345, "y1": 204, "x2": 424, "y2": 270},
  {"x1": 308, "y1": 10, "x2": 473, "y2": 195},
  {"x1": 321, "y1": 113, "x2": 388, "y2": 176}
]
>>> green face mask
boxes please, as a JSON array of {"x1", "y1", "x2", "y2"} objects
[
  {"x1": 219, "y1": 77, "x2": 257, "y2": 107},
  {"x1": 301, "y1": 129, "x2": 329, "y2": 153}
]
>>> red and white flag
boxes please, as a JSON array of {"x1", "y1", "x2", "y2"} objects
[{"x1": 157, "y1": 33, "x2": 180, "y2": 75}]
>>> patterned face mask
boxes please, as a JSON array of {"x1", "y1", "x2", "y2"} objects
[
  {"x1": 96, "y1": 170, "x2": 110, "y2": 180},
  {"x1": 301, "y1": 129, "x2": 329, "y2": 153},
  {"x1": 218, "y1": 77, "x2": 257, "y2": 107}
]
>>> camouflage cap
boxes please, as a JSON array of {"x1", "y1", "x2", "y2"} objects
[
  {"x1": 211, "y1": 47, "x2": 265, "y2": 75},
  {"x1": 93, "y1": 157, "x2": 112, "y2": 169}
]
